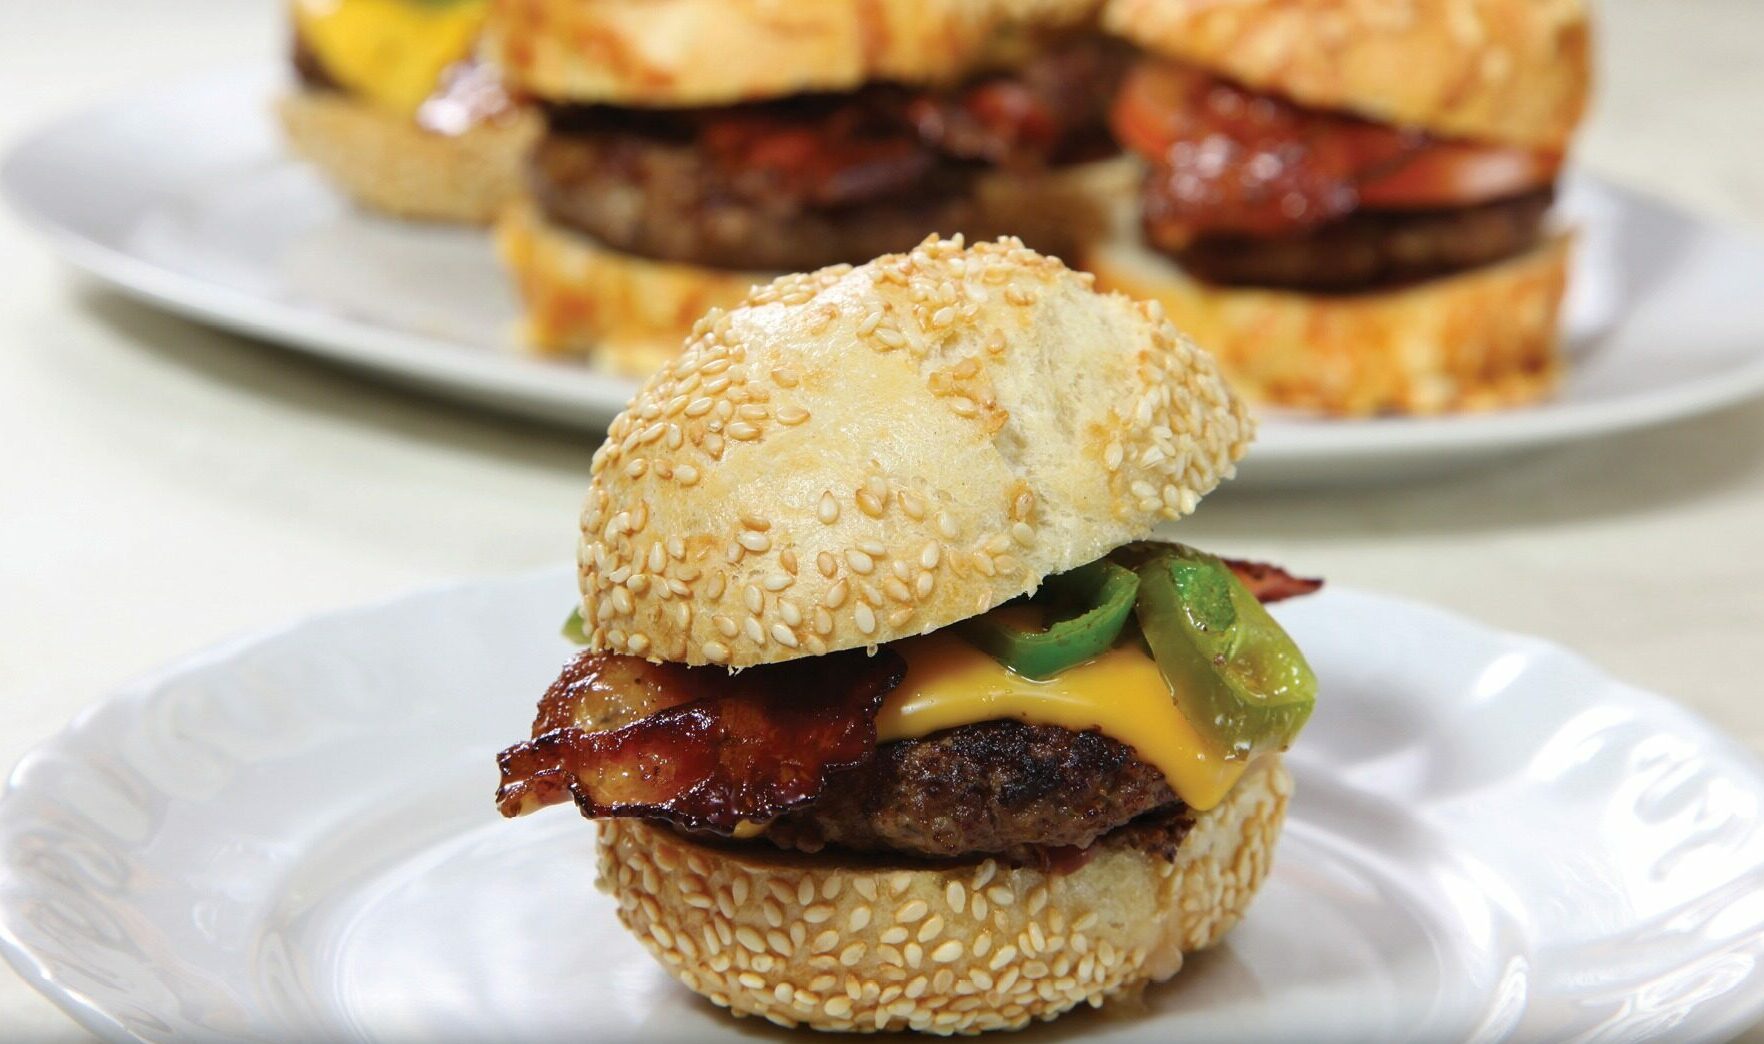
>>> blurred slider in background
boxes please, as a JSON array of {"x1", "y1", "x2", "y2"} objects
[
  {"x1": 279, "y1": 0, "x2": 538, "y2": 223},
  {"x1": 486, "y1": 0, "x2": 1135, "y2": 375},
  {"x1": 1084, "y1": 0, "x2": 1591, "y2": 416}
]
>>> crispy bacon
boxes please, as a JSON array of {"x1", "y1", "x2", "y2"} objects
[
  {"x1": 1225, "y1": 558, "x2": 1324, "y2": 603},
  {"x1": 496, "y1": 648, "x2": 907, "y2": 832}
]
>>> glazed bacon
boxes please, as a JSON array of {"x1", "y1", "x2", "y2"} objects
[
  {"x1": 1224, "y1": 558, "x2": 1325, "y2": 604},
  {"x1": 1112, "y1": 60, "x2": 1561, "y2": 243},
  {"x1": 496, "y1": 648, "x2": 907, "y2": 832}
]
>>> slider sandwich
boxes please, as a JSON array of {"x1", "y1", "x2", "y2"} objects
[
  {"x1": 1084, "y1": 0, "x2": 1591, "y2": 415},
  {"x1": 281, "y1": 0, "x2": 538, "y2": 223},
  {"x1": 496, "y1": 235, "x2": 1322, "y2": 1033},
  {"x1": 487, "y1": 0, "x2": 1134, "y2": 374}
]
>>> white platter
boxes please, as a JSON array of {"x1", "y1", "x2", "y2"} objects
[
  {"x1": 3, "y1": 568, "x2": 1763, "y2": 1042},
  {"x1": 10, "y1": 71, "x2": 1764, "y2": 485}
]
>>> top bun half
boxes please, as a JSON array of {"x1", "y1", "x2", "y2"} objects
[
  {"x1": 1104, "y1": 0, "x2": 1591, "y2": 151},
  {"x1": 489, "y1": 0, "x2": 1102, "y2": 106},
  {"x1": 577, "y1": 236, "x2": 1253, "y2": 668}
]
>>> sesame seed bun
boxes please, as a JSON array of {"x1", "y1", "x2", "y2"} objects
[
  {"x1": 488, "y1": 0, "x2": 1102, "y2": 106},
  {"x1": 277, "y1": 87, "x2": 538, "y2": 224},
  {"x1": 498, "y1": 159, "x2": 1139, "y2": 375},
  {"x1": 1102, "y1": 0, "x2": 1591, "y2": 150},
  {"x1": 1081, "y1": 231, "x2": 1572, "y2": 416},
  {"x1": 599, "y1": 753, "x2": 1288, "y2": 1033},
  {"x1": 576, "y1": 235, "x2": 1252, "y2": 667}
]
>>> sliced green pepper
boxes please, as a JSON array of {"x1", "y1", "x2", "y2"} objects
[
  {"x1": 959, "y1": 559, "x2": 1140, "y2": 680},
  {"x1": 562, "y1": 607, "x2": 590, "y2": 645},
  {"x1": 1128, "y1": 544, "x2": 1316, "y2": 760}
]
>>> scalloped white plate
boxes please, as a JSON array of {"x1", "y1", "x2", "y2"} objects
[
  {"x1": 11, "y1": 71, "x2": 1764, "y2": 486},
  {"x1": 3, "y1": 569, "x2": 1763, "y2": 1042}
]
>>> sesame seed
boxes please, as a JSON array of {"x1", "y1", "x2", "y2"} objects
[
  {"x1": 854, "y1": 604, "x2": 877, "y2": 634},
  {"x1": 738, "y1": 531, "x2": 771, "y2": 553},
  {"x1": 762, "y1": 572, "x2": 792, "y2": 592},
  {"x1": 937, "y1": 512, "x2": 960, "y2": 539},
  {"x1": 845, "y1": 549, "x2": 875, "y2": 574},
  {"x1": 777, "y1": 406, "x2": 810, "y2": 426},
  {"x1": 770, "y1": 624, "x2": 799, "y2": 647},
  {"x1": 743, "y1": 585, "x2": 764, "y2": 613},
  {"x1": 918, "y1": 542, "x2": 941, "y2": 569},
  {"x1": 945, "y1": 882, "x2": 966, "y2": 913},
  {"x1": 917, "y1": 916, "x2": 944, "y2": 943},
  {"x1": 817, "y1": 492, "x2": 839, "y2": 525},
  {"x1": 897, "y1": 900, "x2": 929, "y2": 923},
  {"x1": 849, "y1": 907, "x2": 872, "y2": 932},
  {"x1": 727, "y1": 422, "x2": 761, "y2": 441},
  {"x1": 778, "y1": 600, "x2": 802, "y2": 627},
  {"x1": 824, "y1": 579, "x2": 849, "y2": 609},
  {"x1": 744, "y1": 617, "x2": 766, "y2": 644}
]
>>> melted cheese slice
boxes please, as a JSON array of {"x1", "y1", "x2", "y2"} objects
[
  {"x1": 294, "y1": 0, "x2": 486, "y2": 116},
  {"x1": 879, "y1": 633, "x2": 1246, "y2": 812}
]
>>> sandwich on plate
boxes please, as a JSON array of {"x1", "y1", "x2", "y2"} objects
[
  {"x1": 280, "y1": 0, "x2": 538, "y2": 223},
  {"x1": 486, "y1": 0, "x2": 1134, "y2": 374},
  {"x1": 496, "y1": 235, "x2": 1322, "y2": 1033},
  {"x1": 1084, "y1": 0, "x2": 1591, "y2": 415}
]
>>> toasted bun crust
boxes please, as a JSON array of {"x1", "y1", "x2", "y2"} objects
[
  {"x1": 496, "y1": 199, "x2": 768, "y2": 376},
  {"x1": 277, "y1": 88, "x2": 538, "y2": 224},
  {"x1": 1103, "y1": 0, "x2": 1590, "y2": 150},
  {"x1": 499, "y1": 158, "x2": 1138, "y2": 375},
  {"x1": 576, "y1": 235, "x2": 1251, "y2": 667},
  {"x1": 489, "y1": 0, "x2": 1101, "y2": 105},
  {"x1": 599, "y1": 754, "x2": 1288, "y2": 1033},
  {"x1": 1081, "y1": 233, "x2": 1571, "y2": 416}
]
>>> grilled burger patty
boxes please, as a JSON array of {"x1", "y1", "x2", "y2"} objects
[
  {"x1": 1151, "y1": 186, "x2": 1555, "y2": 292},
  {"x1": 762, "y1": 721, "x2": 1183, "y2": 862},
  {"x1": 529, "y1": 115, "x2": 983, "y2": 272},
  {"x1": 529, "y1": 37, "x2": 1122, "y2": 272}
]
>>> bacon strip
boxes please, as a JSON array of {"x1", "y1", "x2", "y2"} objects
[
  {"x1": 1225, "y1": 558, "x2": 1325, "y2": 603},
  {"x1": 496, "y1": 648, "x2": 906, "y2": 832}
]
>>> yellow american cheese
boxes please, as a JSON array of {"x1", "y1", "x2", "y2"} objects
[
  {"x1": 293, "y1": 0, "x2": 486, "y2": 116},
  {"x1": 878, "y1": 633, "x2": 1247, "y2": 812}
]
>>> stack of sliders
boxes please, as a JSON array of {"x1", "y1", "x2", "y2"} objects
[
  {"x1": 280, "y1": 0, "x2": 538, "y2": 223},
  {"x1": 496, "y1": 236, "x2": 1323, "y2": 1033},
  {"x1": 486, "y1": 0, "x2": 1134, "y2": 375},
  {"x1": 1084, "y1": 0, "x2": 1591, "y2": 415}
]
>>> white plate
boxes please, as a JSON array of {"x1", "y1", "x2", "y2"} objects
[
  {"x1": 10, "y1": 71, "x2": 1764, "y2": 485},
  {"x1": 4, "y1": 568, "x2": 1763, "y2": 1043}
]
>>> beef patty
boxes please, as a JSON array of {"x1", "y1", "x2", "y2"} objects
[
  {"x1": 762, "y1": 721, "x2": 1183, "y2": 862},
  {"x1": 1149, "y1": 186, "x2": 1554, "y2": 292},
  {"x1": 529, "y1": 119, "x2": 983, "y2": 272},
  {"x1": 528, "y1": 36, "x2": 1121, "y2": 272}
]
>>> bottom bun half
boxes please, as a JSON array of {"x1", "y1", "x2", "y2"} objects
[
  {"x1": 596, "y1": 755, "x2": 1290, "y2": 1035},
  {"x1": 1081, "y1": 233, "x2": 1573, "y2": 417},
  {"x1": 497, "y1": 157, "x2": 1137, "y2": 375},
  {"x1": 278, "y1": 88, "x2": 538, "y2": 225}
]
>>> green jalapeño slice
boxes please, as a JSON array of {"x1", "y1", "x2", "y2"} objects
[
  {"x1": 959, "y1": 559, "x2": 1140, "y2": 680},
  {"x1": 1128, "y1": 545, "x2": 1316, "y2": 760},
  {"x1": 562, "y1": 607, "x2": 590, "y2": 645}
]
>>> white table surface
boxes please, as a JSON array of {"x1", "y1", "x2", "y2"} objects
[{"x1": 3, "y1": 2, "x2": 1762, "y2": 1040}]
